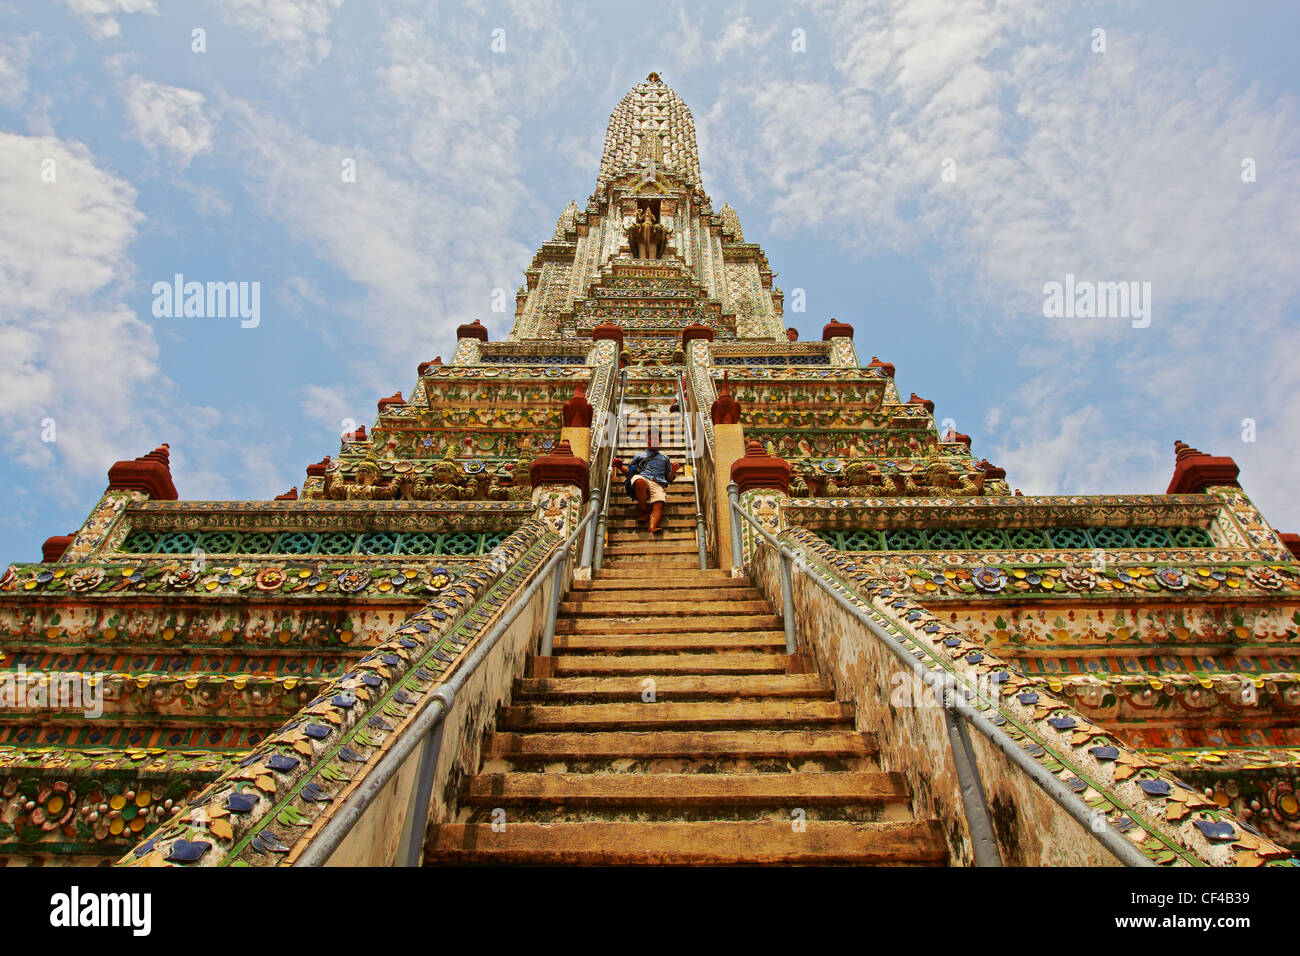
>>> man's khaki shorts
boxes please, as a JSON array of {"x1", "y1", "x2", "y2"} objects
[{"x1": 631, "y1": 475, "x2": 667, "y2": 503}]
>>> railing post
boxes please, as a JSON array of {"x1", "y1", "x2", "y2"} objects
[
  {"x1": 940, "y1": 682, "x2": 1003, "y2": 867},
  {"x1": 696, "y1": 510, "x2": 707, "y2": 570},
  {"x1": 594, "y1": 509, "x2": 609, "y2": 572},
  {"x1": 727, "y1": 482, "x2": 744, "y2": 570},
  {"x1": 579, "y1": 488, "x2": 601, "y2": 567},
  {"x1": 538, "y1": 558, "x2": 565, "y2": 657},
  {"x1": 394, "y1": 686, "x2": 454, "y2": 867},
  {"x1": 778, "y1": 547, "x2": 797, "y2": 655}
]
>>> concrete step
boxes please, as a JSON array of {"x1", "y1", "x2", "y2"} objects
[
  {"x1": 499, "y1": 699, "x2": 854, "y2": 731},
  {"x1": 426, "y1": 820, "x2": 947, "y2": 865},
  {"x1": 608, "y1": 516, "x2": 696, "y2": 529},
  {"x1": 602, "y1": 542, "x2": 700, "y2": 556},
  {"x1": 485, "y1": 729, "x2": 879, "y2": 761},
  {"x1": 608, "y1": 509, "x2": 696, "y2": 521},
  {"x1": 554, "y1": 615, "x2": 783, "y2": 635},
  {"x1": 566, "y1": 586, "x2": 765, "y2": 603},
  {"x1": 609, "y1": 500, "x2": 695, "y2": 512},
  {"x1": 612, "y1": 487, "x2": 695, "y2": 497},
  {"x1": 547, "y1": 652, "x2": 792, "y2": 676},
  {"x1": 602, "y1": 557, "x2": 702, "y2": 570},
  {"x1": 603, "y1": 529, "x2": 696, "y2": 542},
  {"x1": 553, "y1": 632, "x2": 788, "y2": 653},
  {"x1": 576, "y1": 572, "x2": 749, "y2": 588},
  {"x1": 614, "y1": 446, "x2": 688, "y2": 454},
  {"x1": 460, "y1": 771, "x2": 909, "y2": 809},
  {"x1": 515, "y1": 673, "x2": 830, "y2": 700},
  {"x1": 558, "y1": 600, "x2": 771, "y2": 616}
]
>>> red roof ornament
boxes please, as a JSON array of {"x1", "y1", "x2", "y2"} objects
[
  {"x1": 866, "y1": 355, "x2": 895, "y2": 377},
  {"x1": 418, "y1": 357, "x2": 444, "y2": 375},
  {"x1": 730, "y1": 439, "x2": 791, "y2": 495},
  {"x1": 275, "y1": 486, "x2": 299, "y2": 501},
  {"x1": 306, "y1": 456, "x2": 332, "y2": 477},
  {"x1": 456, "y1": 319, "x2": 489, "y2": 342},
  {"x1": 907, "y1": 392, "x2": 935, "y2": 415},
  {"x1": 822, "y1": 318, "x2": 854, "y2": 341},
  {"x1": 344, "y1": 425, "x2": 368, "y2": 442},
  {"x1": 1279, "y1": 533, "x2": 1300, "y2": 559},
  {"x1": 377, "y1": 391, "x2": 404, "y2": 411},
  {"x1": 41, "y1": 533, "x2": 76, "y2": 563},
  {"x1": 562, "y1": 383, "x2": 595, "y2": 428},
  {"x1": 974, "y1": 458, "x2": 1006, "y2": 480},
  {"x1": 711, "y1": 371, "x2": 742, "y2": 425},
  {"x1": 682, "y1": 323, "x2": 715, "y2": 347},
  {"x1": 1166, "y1": 440, "x2": 1241, "y2": 494},
  {"x1": 529, "y1": 439, "x2": 589, "y2": 497},
  {"x1": 106, "y1": 444, "x2": 178, "y2": 500},
  {"x1": 591, "y1": 322, "x2": 624, "y2": 350}
]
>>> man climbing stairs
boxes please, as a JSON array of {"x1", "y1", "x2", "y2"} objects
[{"x1": 424, "y1": 406, "x2": 947, "y2": 865}]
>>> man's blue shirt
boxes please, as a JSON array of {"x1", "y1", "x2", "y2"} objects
[{"x1": 627, "y1": 449, "x2": 673, "y2": 486}]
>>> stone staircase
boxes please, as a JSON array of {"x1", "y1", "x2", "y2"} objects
[{"x1": 425, "y1": 407, "x2": 947, "y2": 865}]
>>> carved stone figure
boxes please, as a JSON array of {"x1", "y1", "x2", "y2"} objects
[
  {"x1": 323, "y1": 461, "x2": 400, "y2": 500},
  {"x1": 625, "y1": 207, "x2": 670, "y2": 259}
]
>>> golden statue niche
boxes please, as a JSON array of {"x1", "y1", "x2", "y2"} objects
[{"x1": 626, "y1": 205, "x2": 670, "y2": 259}]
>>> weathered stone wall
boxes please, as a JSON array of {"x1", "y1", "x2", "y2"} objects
[
  {"x1": 752, "y1": 543, "x2": 1121, "y2": 866},
  {"x1": 324, "y1": 573, "x2": 552, "y2": 866}
]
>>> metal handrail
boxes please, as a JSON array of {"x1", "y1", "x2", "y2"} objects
[
  {"x1": 726, "y1": 482, "x2": 1153, "y2": 869},
  {"x1": 675, "y1": 375, "x2": 708, "y2": 569},
  {"x1": 297, "y1": 506, "x2": 597, "y2": 867},
  {"x1": 586, "y1": 368, "x2": 627, "y2": 572}
]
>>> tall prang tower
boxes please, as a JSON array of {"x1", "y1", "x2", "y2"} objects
[{"x1": 2, "y1": 75, "x2": 1297, "y2": 868}]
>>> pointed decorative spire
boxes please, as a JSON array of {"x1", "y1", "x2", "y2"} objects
[
  {"x1": 529, "y1": 439, "x2": 589, "y2": 496},
  {"x1": 1167, "y1": 440, "x2": 1241, "y2": 494},
  {"x1": 823, "y1": 318, "x2": 854, "y2": 341},
  {"x1": 730, "y1": 439, "x2": 791, "y2": 495},
  {"x1": 456, "y1": 318, "x2": 489, "y2": 342},
  {"x1": 553, "y1": 200, "x2": 579, "y2": 240},
  {"x1": 562, "y1": 383, "x2": 594, "y2": 428},
  {"x1": 711, "y1": 371, "x2": 742, "y2": 425},
  {"x1": 907, "y1": 393, "x2": 935, "y2": 414},
  {"x1": 719, "y1": 202, "x2": 743, "y2": 242},
  {"x1": 41, "y1": 533, "x2": 76, "y2": 563},
  {"x1": 106, "y1": 443, "x2": 178, "y2": 500},
  {"x1": 866, "y1": 355, "x2": 895, "y2": 377},
  {"x1": 598, "y1": 74, "x2": 703, "y2": 192},
  {"x1": 306, "y1": 456, "x2": 332, "y2": 477}
]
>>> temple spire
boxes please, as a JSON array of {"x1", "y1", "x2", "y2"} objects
[{"x1": 597, "y1": 73, "x2": 703, "y2": 192}]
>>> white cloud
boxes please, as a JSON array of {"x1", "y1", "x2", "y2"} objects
[
  {"x1": 59, "y1": 0, "x2": 157, "y2": 40},
  {"x1": 122, "y1": 75, "x2": 215, "y2": 166},
  {"x1": 215, "y1": 0, "x2": 345, "y2": 78},
  {"x1": 0, "y1": 132, "x2": 157, "y2": 480},
  {"x1": 0, "y1": 132, "x2": 299, "y2": 528},
  {"x1": 0, "y1": 34, "x2": 31, "y2": 106},
  {"x1": 697, "y1": 0, "x2": 1300, "y2": 527},
  {"x1": 714, "y1": 10, "x2": 777, "y2": 61},
  {"x1": 299, "y1": 383, "x2": 356, "y2": 438}
]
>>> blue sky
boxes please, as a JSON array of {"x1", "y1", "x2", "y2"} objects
[{"x1": 2, "y1": 0, "x2": 1299, "y2": 566}]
